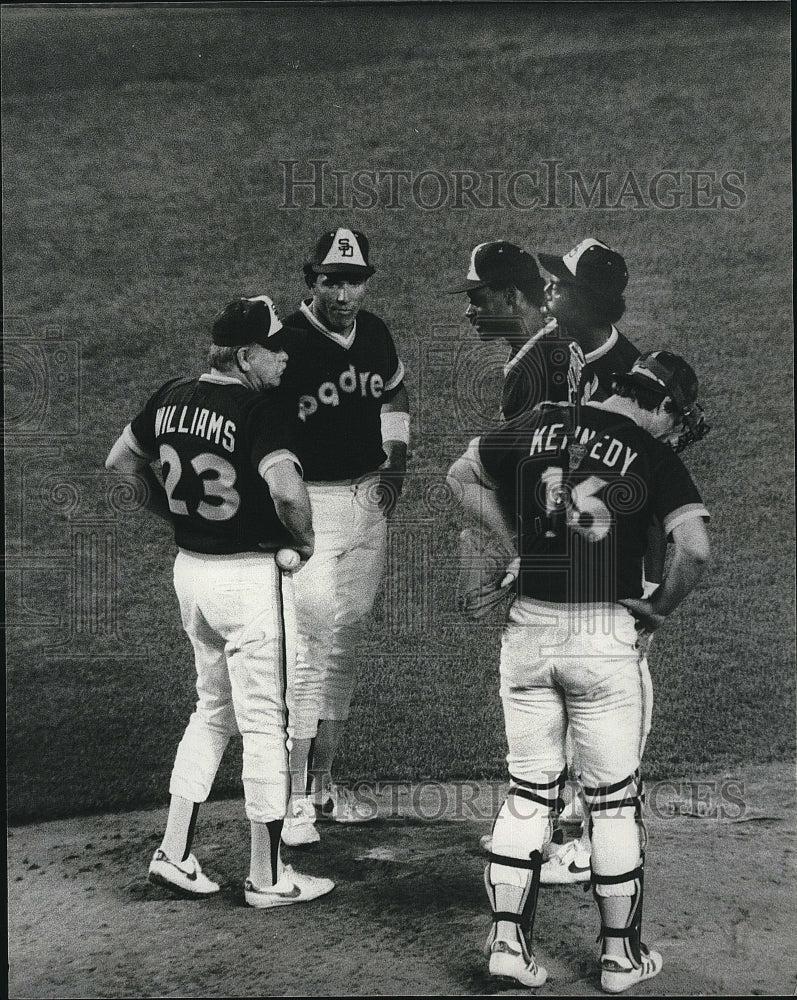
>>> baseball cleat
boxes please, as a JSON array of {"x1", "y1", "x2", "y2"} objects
[
  {"x1": 600, "y1": 946, "x2": 663, "y2": 993},
  {"x1": 281, "y1": 796, "x2": 321, "y2": 847},
  {"x1": 148, "y1": 849, "x2": 220, "y2": 897},
  {"x1": 314, "y1": 783, "x2": 376, "y2": 824},
  {"x1": 488, "y1": 939, "x2": 548, "y2": 988},
  {"x1": 539, "y1": 837, "x2": 591, "y2": 884},
  {"x1": 244, "y1": 865, "x2": 335, "y2": 908}
]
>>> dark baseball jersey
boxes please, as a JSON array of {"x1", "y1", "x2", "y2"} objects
[
  {"x1": 478, "y1": 401, "x2": 709, "y2": 603},
  {"x1": 125, "y1": 373, "x2": 301, "y2": 555},
  {"x1": 582, "y1": 325, "x2": 641, "y2": 401},
  {"x1": 269, "y1": 301, "x2": 404, "y2": 481},
  {"x1": 502, "y1": 319, "x2": 588, "y2": 421}
]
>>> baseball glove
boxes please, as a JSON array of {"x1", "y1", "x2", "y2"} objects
[{"x1": 457, "y1": 527, "x2": 519, "y2": 620}]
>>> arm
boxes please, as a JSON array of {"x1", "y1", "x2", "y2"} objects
[
  {"x1": 378, "y1": 382, "x2": 410, "y2": 516},
  {"x1": 263, "y1": 458, "x2": 315, "y2": 562},
  {"x1": 621, "y1": 516, "x2": 710, "y2": 631},
  {"x1": 380, "y1": 382, "x2": 409, "y2": 468},
  {"x1": 446, "y1": 438, "x2": 516, "y2": 554},
  {"x1": 105, "y1": 431, "x2": 171, "y2": 522},
  {"x1": 643, "y1": 518, "x2": 666, "y2": 591}
]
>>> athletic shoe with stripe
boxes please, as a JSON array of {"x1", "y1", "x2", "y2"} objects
[
  {"x1": 148, "y1": 849, "x2": 220, "y2": 897},
  {"x1": 600, "y1": 946, "x2": 663, "y2": 993},
  {"x1": 488, "y1": 938, "x2": 548, "y2": 988},
  {"x1": 244, "y1": 865, "x2": 335, "y2": 908},
  {"x1": 539, "y1": 837, "x2": 591, "y2": 884}
]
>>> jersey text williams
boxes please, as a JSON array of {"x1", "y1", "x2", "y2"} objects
[{"x1": 155, "y1": 405, "x2": 236, "y2": 452}]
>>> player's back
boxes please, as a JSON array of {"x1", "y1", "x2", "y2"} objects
[
  {"x1": 129, "y1": 374, "x2": 297, "y2": 554},
  {"x1": 480, "y1": 401, "x2": 701, "y2": 603}
]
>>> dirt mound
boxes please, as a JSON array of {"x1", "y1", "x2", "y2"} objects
[{"x1": 8, "y1": 763, "x2": 795, "y2": 996}]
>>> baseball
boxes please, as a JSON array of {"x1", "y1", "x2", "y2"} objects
[{"x1": 276, "y1": 548, "x2": 302, "y2": 572}]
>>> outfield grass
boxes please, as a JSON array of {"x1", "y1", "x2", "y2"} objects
[{"x1": 3, "y1": 3, "x2": 793, "y2": 821}]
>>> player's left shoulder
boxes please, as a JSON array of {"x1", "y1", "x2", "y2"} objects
[
  {"x1": 355, "y1": 308, "x2": 392, "y2": 336},
  {"x1": 613, "y1": 328, "x2": 642, "y2": 363},
  {"x1": 268, "y1": 319, "x2": 311, "y2": 352},
  {"x1": 639, "y1": 427, "x2": 695, "y2": 481}
]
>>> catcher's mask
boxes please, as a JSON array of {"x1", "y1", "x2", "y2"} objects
[{"x1": 613, "y1": 351, "x2": 710, "y2": 453}]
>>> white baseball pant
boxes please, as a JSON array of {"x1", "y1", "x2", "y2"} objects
[
  {"x1": 499, "y1": 597, "x2": 653, "y2": 789},
  {"x1": 169, "y1": 550, "x2": 295, "y2": 824},
  {"x1": 288, "y1": 475, "x2": 387, "y2": 738}
]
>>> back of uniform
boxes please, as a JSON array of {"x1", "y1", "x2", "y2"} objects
[
  {"x1": 479, "y1": 401, "x2": 708, "y2": 604},
  {"x1": 501, "y1": 319, "x2": 588, "y2": 421},
  {"x1": 124, "y1": 373, "x2": 300, "y2": 552}
]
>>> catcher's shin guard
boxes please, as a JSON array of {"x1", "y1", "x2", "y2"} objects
[
  {"x1": 483, "y1": 771, "x2": 563, "y2": 952},
  {"x1": 483, "y1": 852, "x2": 543, "y2": 956},
  {"x1": 584, "y1": 771, "x2": 647, "y2": 967},
  {"x1": 592, "y1": 863, "x2": 646, "y2": 966}
]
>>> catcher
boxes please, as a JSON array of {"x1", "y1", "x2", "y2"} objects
[
  {"x1": 449, "y1": 351, "x2": 710, "y2": 992},
  {"x1": 450, "y1": 238, "x2": 595, "y2": 881}
]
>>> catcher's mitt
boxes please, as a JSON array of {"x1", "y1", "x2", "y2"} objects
[{"x1": 457, "y1": 527, "x2": 519, "y2": 620}]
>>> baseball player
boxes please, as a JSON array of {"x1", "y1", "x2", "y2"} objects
[
  {"x1": 447, "y1": 240, "x2": 588, "y2": 421},
  {"x1": 266, "y1": 228, "x2": 410, "y2": 846},
  {"x1": 531, "y1": 238, "x2": 669, "y2": 884},
  {"x1": 538, "y1": 238, "x2": 639, "y2": 402},
  {"x1": 104, "y1": 296, "x2": 334, "y2": 908},
  {"x1": 449, "y1": 239, "x2": 596, "y2": 881},
  {"x1": 447, "y1": 350, "x2": 710, "y2": 991}
]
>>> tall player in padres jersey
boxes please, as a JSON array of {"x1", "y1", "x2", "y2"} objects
[
  {"x1": 105, "y1": 296, "x2": 334, "y2": 908},
  {"x1": 448, "y1": 240, "x2": 588, "y2": 421},
  {"x1": 448, "y1": 351, "x2": 710, "y2": 992},
  {"x1": 267, "y1": 228, "x2": 410, "y2": 845}
]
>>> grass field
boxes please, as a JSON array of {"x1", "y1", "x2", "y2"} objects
[{"x1": 3, "y1": 2, "x2": 794, "y2": 822}]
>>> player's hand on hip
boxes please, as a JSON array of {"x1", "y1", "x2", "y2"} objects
[{"x1": 619, "y1": 597, "x2": 667, "y2": 634}]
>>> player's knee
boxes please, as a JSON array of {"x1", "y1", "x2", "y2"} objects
[
  {"x1": 294, "y1": 590, "x2": 337, "y2": 634},
  {"x1": 489, "y1": 775, "x2": 561, "y2": 886},
  {"x1": 584, "y1": 773, "x2": 645, "y2": 895}
]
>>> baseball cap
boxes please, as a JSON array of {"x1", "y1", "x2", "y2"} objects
[
  {"x1": 538, "y1": 238, "x2": 628, "y2": 301},
  {"x1": 612, "y1": 350, "x2": 710, "y2": 452},
  {"x1": 211, "y1": 295, "x2": 284, "y2": 347},
  {"x1": 612, "y1": 351, "x2": 698, "y2": 406},
  {"x1": 305, "y1": 227, "x2": 375, "y2": 277},
  {"x1": 447, "y1": 240, "x2": 543, "y2": 294}
]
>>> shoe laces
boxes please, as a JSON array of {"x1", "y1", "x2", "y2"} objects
[{"x1": 161, "y1": 850, "x2": 198, "y2": 875}]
